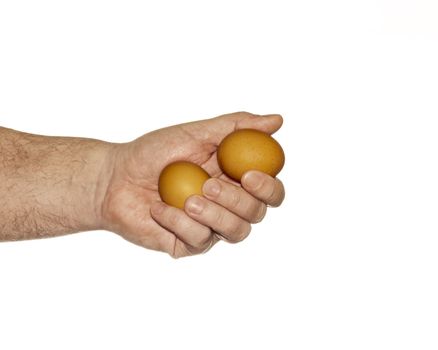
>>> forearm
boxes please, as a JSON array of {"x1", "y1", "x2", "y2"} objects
[{"x1": 0, "y1": 127, "x2": 113, "y2": 241}]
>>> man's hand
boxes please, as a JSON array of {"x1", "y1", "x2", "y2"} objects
[
  {"x1": 0, "y1": 112, "x2": 285, "y2": 258},
  {"x1": 101, "y1": 112, "x2": 285, "y2": 258}
]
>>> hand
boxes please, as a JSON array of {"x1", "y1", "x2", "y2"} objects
[{"x1": 100, "y1": 112, "x2": 285, "y2": 258}]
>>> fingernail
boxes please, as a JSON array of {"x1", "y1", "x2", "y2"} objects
[
  {"x1": 262, "y1": 113, "x2": 282, "y2": 117},
  {"x1": 151, "y1": 202, "x2": 166, "y2": 215},
  {"x1": 203, "y1": 179, "x2": 221, "y2": 197},
  {"x1": 187, "y1": 197, "x2": 204, "y2": 214},
  {"x1": 244, "y1": 172, "x2": 263, "y2": 190}
]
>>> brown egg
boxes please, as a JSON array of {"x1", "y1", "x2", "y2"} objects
[
  {"x1": 217, "y1": 129, "x2": 285, "y2": 181},
  {"x1": 158, "y1": 161, "x2": 210, "y2": 209}
]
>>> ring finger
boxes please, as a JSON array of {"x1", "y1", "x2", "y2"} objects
[{"x1": 185, "y1": 195, "x2": 252, "y2": 243}]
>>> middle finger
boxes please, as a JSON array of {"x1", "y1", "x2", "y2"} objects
[{"x1": 202, "y1": 178, "x2": 267, "y2": 224}]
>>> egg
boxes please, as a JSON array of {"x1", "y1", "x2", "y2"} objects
[
  {"x1": 158, "y1": 161, "x2": 210, "y2": 209},
  {"x1": 217, "y1": 129, "x2": 285, "y2": 181}
]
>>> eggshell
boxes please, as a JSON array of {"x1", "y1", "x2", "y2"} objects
[
  {"x1": 158, "y1": 161, "x2": 210, "y2": 209},
  {"x1": 217, "y1": 129, "x2": 285, "y2": 181}
]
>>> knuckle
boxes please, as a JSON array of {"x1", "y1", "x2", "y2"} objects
[
  {"x1": 213, "y1": 207, "x2": 226, "y2": 228},
  {"x1": 184, "y1": 236, "x2": 215, "y2": 255},
  {"x1": 170, "y1": 240, "x2": 193, "y2": 259},
  {"x1": 168, "y1": 211, "x2": 182, "y2": 228},
  {"x1": 228, "y1": 222, "x2": 252, "y2": 243},
  {"x1": 183, "y1": 244, "x2": 204, "y2": 256},
  {"x1": 229, "y1": 190, "x2": 242, "y2": 210},
  {"x1": 236, "y1": 111, "x2": 254, "y2": 118},
  {"x1": 252, "y1": 204, "x2": 267, "y2": 223},
  {"x1": 266, "y1": 182, "x2": 279, "y2": 206},
  {"x1": 200, "y1": 238, "x2": 216, "y2": 254},
  {"x1": 277, "y1": 182, "x2": 286, "y2": 206},
  {"x1": 268, "y1": 180, "x2": 285, "y2": 207},
  {"x1": 192, "y1": 230, "x2": 212, "y2": 249},
  {"x1": 169, "y1": 242, "x2": 184, "y2": 259},
  {"x1": 238, "y1": 223, "x2": 252, "y2": 242},
  {"x1": 169, "y1": 212, "x2": 193, "y2": 235}
]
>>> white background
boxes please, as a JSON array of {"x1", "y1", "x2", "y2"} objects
[{"x1": 1, "y1": 1, "x2": 438, "y2": 349}]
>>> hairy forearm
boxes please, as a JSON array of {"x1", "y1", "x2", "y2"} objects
[{"x1": 0, "y1": 127, "x2": 113, "y2": 241}]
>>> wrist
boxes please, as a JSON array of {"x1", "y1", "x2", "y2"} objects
[{"x1": 82, "y1": 140, "x2": 119, "y2": 231}]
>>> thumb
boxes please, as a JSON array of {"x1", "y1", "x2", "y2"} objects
[
  {"x1": 193, "y1": 111, "x2": 284, "y2": 145},
  {"x1": 233, "y1": 111, "x2": 283, "y2": 134}
]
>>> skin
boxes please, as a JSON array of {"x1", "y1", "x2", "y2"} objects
[{"x1": 0, "y1": 112, "x2": 285, "y2": 258}]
